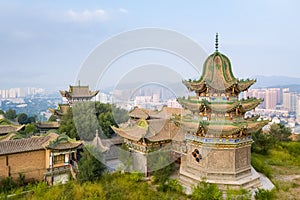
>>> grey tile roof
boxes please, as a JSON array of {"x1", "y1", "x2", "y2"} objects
[
  {"x1": 0, "y1": 136, "x2": 50, "y2": 155},
  {"x1": 0, "y1": 125, "x2": 25, "y2": 135}
]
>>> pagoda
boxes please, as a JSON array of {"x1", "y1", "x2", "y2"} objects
[
  {"x1": 177, "y1": 34, "x2": 268, "y2": 190},
  {"x1": 49, "y1": 82, "x2": 99, "y2": 120},
  {"x1": 59, "y1": 82, "x2": 99, "y2": 105}
]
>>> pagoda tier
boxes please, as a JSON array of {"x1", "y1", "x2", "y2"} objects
[
  {"x1": 182, "y1": 51, "x2": 256, "y2": 96},
  {"x1": 183, "y1": 78, "x2": 256, "y2": 95},
  {"x1": 49, "y1": 104, "x2": 70, "y2": 119},
  {"x1": 175, "y1": 118, "x2": 267, "y2": 137},
  {"x1": 60, "y1": 85, "x2": 99, "y2": 104},
  {"x1": 177, "y1": 96, "x2": 263, "y2": 114}
]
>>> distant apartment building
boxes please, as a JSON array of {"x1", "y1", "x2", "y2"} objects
[
  {"x1": 95, "y1": 92, "x2": 111, "y2": 104},
  {"x1": 283, "y1": 91, "x2": 298, "y2": 113},
  {"x1": 0, "y1": 87, "x2": 45, "y2": 99},
  {"x1": 296, "y1": 95, "x2": 300, "y2": 123},
  {"x1": 167, "y1": 99, "x2": 182, "y2": 108},
  {"x1": 265, "y1": 88, "x2": 280, "y2": 109},
  {"x1": 134, "y1": 96, "x2": 152, "y2": 107},
  {"x1": 244, "y1": 88, "x2": 280, "y2": 109}
]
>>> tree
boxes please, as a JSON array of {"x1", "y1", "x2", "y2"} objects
[
  {"x1": 96, "y1": 102, "x2": 129, "y2": 137},
  {"x1": 72, "y1": 102, "x2": 100, "y2": 141},
  {"x1": 150, "y1": 150, "x2": 174, "y2": 185},
  {"x1": 59, "y1": 102, "x2": 129, "y2": 140},
  {"x1": 252, "y1": 130, "x2": 276, "y2": 155},
  {"x1": 24, "y1": 123, "x2": 37, "y2": 134},
  {"x1": 4, "y1": 109, "x2": 17, "y2": 121},
  {"x1": 77, "y1": 145, "x2": 106, "y2": 183},
  {"x1": 191, "y1": 180, "x2": 223, "y2": 200},
  {"x1": 27, "y1": 115, "x2": 36, "y2": 123},
  {"x1": 17, "y1": 113, "x2": 28, "y2": 124},
  {"x1": 269, "y1": 123, "x2": 291, "y2": 142},
  {"x1": 59, "y1": 107, "x2": 78, "y2": 139},
  {"x1": 0, "y1": 110, "x2": 4, "y2": 115}
]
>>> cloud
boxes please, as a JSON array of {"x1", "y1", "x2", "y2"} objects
[
  {"x1": 118, "y1": 8, "x2": 128, "y2": 14},
  {"x1": 66, "y1": 9, "x2": 108, "y2": 22}
]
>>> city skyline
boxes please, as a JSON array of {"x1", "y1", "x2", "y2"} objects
[{"x1": 1, "y1": 1, "x2": 300, "y2": 90}]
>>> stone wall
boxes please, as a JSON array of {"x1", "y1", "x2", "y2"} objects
[{"x1": 180, "y1": 143, "x2": 252, "y2": 182}]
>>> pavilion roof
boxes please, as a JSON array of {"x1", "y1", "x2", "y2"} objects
[
  {"x1": 47, "y1": 133, "x2": 82, "y2": 150},
  {"x1": 35, "y1": 121, "x2": 59, "y2": 129},
  {"x1": 112, "y1": 119, "x2": 180, "y2": 142},
  {"x1": 60, "y1": 85, "x2": 99, "y2": 98},
  {"x1": 129, "y1": 106, "x2": 183, "y2": 120},
  {"x1": 0, "y1": 124, "x2": 25, "y2": 135},
  {"x1": 49, "y1": 104, "x2": 70, "y2": 116}
]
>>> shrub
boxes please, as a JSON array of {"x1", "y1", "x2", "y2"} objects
[
  {"x1": 191, "y1": 180, "x2": 223, "y2": 200},
  {"x1": 254, "y1": 188, "x2": 275, "y2": 200},
  {"x1": 226, "y1": 187, "x2": 251, "y2": 200},
  {"x1": 251, "y1": 154, "x2": 272, "y2": 178}
]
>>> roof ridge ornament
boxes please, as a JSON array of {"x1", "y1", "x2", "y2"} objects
[{"x1": 215, "y1": 33, "x2": 219, "y2": 52}]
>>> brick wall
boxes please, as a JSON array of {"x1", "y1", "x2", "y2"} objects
[
  {"x1": 0, "y1": 150, "x2": 46, "y2": 181},
  {"x1": 0, "y1": 155, "x2": 8, "y2": 178}
]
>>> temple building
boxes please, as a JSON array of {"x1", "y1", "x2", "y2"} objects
[
  {"x1": 59, "y1": 83, "x2": 99, "y2": 105},
  {"x1": 49, "y1": 84, "x2": 99, "y2": 121},
  {"x1": 177, "y1": 34, "x2": 268, "y2": 190},
  {"x1": 112, "y1": 106, "x2": 183, "y2": 175},
  {"x1": 0, "y1": 133, "x2": 82, "y2": 185}
]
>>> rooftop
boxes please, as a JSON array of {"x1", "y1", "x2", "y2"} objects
[{"x1": 0, "y1": 136, "x2": 50, "y2": 155}]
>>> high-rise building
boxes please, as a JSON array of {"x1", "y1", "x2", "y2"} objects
[
  {"x1": 265, "y1": 88, "x2": 280, "y2": 110},
  {"x1": 283, "y1": 91, "x2": 291, "y2": 111},
  {"x1": 283, "y1": 91, "x2": 298, "y2": 113},
  {"x1": 290, "y1": 92, "x2": 298, "y2": 113}
]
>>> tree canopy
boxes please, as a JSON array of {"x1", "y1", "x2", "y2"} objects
[
  {"x1": 269, "y1": 123, "x2": 291, "y2": 142},
  {"x1": 59, "y1": 102, "x2": 129, "y2": 140},
  {"x1": 252, "y1": 130, "x2": 276, "y2": 155},
  {"x1": 4, "y1": 109, "x2": 17, "y2": 121},
  {"x1": 77, "y1": 145, "x2": 106, "y2": 183},
  {"x1": 17, "y1": 113, "x2": 28, "y2": 125}
]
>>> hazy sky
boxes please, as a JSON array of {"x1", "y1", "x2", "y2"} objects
[{"x1": 1, "y1": 0, "x2": 300, "y2": 91}]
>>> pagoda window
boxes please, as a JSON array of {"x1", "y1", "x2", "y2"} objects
[{"x1": 54, "y1": 154, "x2": 65, "y2": 165}]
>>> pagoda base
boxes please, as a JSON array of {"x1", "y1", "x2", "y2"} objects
[
  {"x1": 179, "y1": 166, "x2": 261, "y2": 193},
  {"x1": 178, "y1": 139, "x2": 263, "y2": 192}
]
